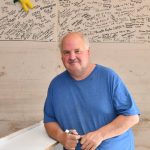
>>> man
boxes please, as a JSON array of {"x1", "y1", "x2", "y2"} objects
[{"x1": 44, "y1": 32, "x2": 140, "y2": 150}]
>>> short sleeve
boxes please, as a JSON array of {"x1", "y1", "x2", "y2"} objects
[
  {"x1": 112, "y1": 74, "x2": 140, "y2": 116},
  {"x1": 43, "y1": 83, "x2": 57, "y2": 123}
]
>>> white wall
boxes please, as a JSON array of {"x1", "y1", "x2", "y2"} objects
[
  {"x1": 0, "y1": 41, "x2": 64, "y2": 137},
  {"x1": 0, "y1": 41, "x2": 150, "y2": 150}
]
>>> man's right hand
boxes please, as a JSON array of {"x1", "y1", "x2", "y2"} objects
[{"x1": 60, "y1": 129, "x2": 81, "y2": 150}]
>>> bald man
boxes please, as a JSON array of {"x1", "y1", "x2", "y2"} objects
[{"x1": 44, "y1": 32, "x2": 140, "y2": 150}]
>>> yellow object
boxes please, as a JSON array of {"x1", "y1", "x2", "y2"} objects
[{"x1": 19, "y1": 0, "x2": 33, "y2": 12}]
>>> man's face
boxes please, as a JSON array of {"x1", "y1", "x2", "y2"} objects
[{"x1": 61, "y1": 34, "x2": 90, "y2": 78}]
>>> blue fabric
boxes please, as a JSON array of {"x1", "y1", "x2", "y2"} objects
[{"x1": 44, "y1": 64, "x2": 140, "y2": 150}]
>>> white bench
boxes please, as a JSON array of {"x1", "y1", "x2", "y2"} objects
[{"x1": 0, "y1": 121, "x2": 62, "y2": 150}]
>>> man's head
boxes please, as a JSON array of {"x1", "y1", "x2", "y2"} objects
[{"x1": 59, "y1": 32, "x2": 91, "y2": 79}]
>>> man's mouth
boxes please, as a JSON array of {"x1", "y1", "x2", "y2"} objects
[{"x1": 68, "y1": 59, "x2": 78, "y2": 64}]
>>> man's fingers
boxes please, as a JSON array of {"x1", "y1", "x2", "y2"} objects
[
  {"x1": 76, "y1": 135, "x2": 81, "y2": 140},
  {"x1": 69, "y1": 129, "x2": 78, "y2": 135},
  {"x1": 70, "y1": 134, "x2": 81, "y2": 140},
  {"x1": 80, "y1": 135, "x2": 86, "y2": 144},
  {"x1": 68, "y1": 148, "x2": 75, "y2": 150},
  {"x1": 90, "y1": 145, "x2": 97, "y2": 150},
  {"x1": 81, "y1": 140, "x2": 89, "y2": 149},
  {"x1": 82, "y1": 142, "x2": 93, "y2": 150}
]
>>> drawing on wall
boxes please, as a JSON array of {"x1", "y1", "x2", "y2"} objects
[
  {"x1": 0, "y1": 0, "x2": 57, "y2": 42},
  {"x1": 58, "y1": 0, "x2": 150, "y2": 43},
  {"x1": 0, "y1": 0, "x2": 150, "y2": 43}
]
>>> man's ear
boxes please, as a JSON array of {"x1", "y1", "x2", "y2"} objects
[{"x1": 87, "y1": 48, "x2": 90, "y2": 55}]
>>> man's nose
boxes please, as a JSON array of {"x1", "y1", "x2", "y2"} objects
[{"x1": 69, "y1": 51, "x2": 76, "y2": 59}]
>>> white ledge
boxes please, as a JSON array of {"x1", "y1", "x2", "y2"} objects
[{"x1": 0, "y1": 121, "x2": 59, "y2": 150}]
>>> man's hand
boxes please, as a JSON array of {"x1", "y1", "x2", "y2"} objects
[
  {"x1": 14, "y1": 0, "x2": 34, "y2": 12},
  {"x1": 80, "y1": 130, "x2": 103, "y2": 150},
  {"x1": 61, "y1": 129, "x2": 81, "y2": 150},
  {"x1": 80, "y1": 115, "x2": 139, "y2": 150}
]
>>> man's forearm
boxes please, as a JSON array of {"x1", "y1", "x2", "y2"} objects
[
  {"x1": 44, "y1": 122, "x2": 65, "y2": 143},
  {"x1": 98, "y1": 115, "x2": 139, "y2": 140}
]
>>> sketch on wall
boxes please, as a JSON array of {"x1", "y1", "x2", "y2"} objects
[
  {"x1": 0, "y1": 0, "x2": 57, "y2": 42},
  {"x1": 58, "y1": 0, "x2": 150, "y2": 43},
  {"x1": 0, "y1": 0, "x2": 150, "y2": 43}
]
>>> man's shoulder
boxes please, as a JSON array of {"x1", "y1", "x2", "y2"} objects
[
  {"x1": 96, "y1": 64, "x2": 117, "y2": 76},
  {"x1": 96, "y1": 64, "x2": 123, "y2": 85},
  {"x1": 51, "y1": 70, "x2": 68, "y2": 84}
]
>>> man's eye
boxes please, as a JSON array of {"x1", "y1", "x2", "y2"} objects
[
  {"x1": 63, "y1": 51, "x2": 70, "y2": 55},
  {"x1": 75, "y1": 50, "x2": 80, "y2": 54}
]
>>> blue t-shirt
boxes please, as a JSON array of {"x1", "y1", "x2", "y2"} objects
[{"x1": 44, "y1": 64, "x2": 140, "y2": 150}]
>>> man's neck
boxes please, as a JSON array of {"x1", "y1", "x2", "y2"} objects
[{"x1": 71, "y1": 64, "x2": 96, "y2": 80}]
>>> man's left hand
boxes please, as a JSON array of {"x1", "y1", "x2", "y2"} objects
[{"x1": 80, "y1": 130, "x2": 104, "y2": 150}]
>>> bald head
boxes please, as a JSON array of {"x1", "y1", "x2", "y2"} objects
[{"x1": 59, "y1": 32, "x2": 90, "y2": 51}]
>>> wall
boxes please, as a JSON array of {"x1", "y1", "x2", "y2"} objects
[
  {"x1": 0, "y1": 0, "x2": 150, "y2": 149},
  {"x1": 0, "y1": 42, "x2": 150, "y2": 150},
  {"x1": 90, "y1": 43, "x2": 150, "y2": 150}
]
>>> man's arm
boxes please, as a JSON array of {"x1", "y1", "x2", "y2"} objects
[
  {"x1": 44, "y1": 122, "x2": 80, "y2": 150},
  {"x1": 80, "y1": 115, "x2": 139, "y2": 150}
]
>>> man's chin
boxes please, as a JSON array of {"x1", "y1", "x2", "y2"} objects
[{"x1": 69, "y1": 62, "x2": 79, "y2": 66}]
